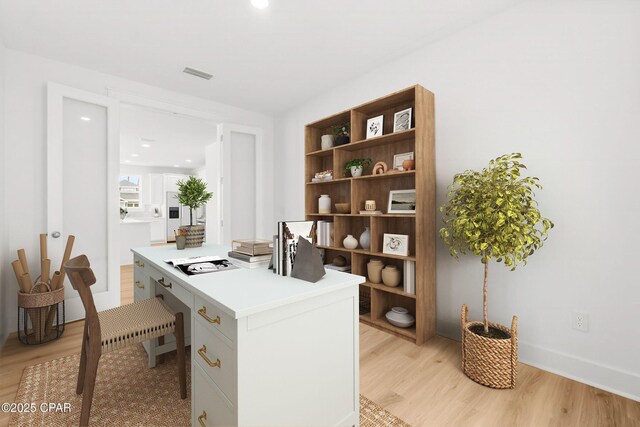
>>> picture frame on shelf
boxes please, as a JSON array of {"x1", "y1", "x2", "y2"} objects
[
  {"x1": 383, "y1": 233, "x2": 409, "y2": 257},
  {"x1": 393, "y1": 107, "x2": 412, "y2": 132},
  {"x1": 366, "y1": 115, "x2": 384, "y2": 139},
  {"x1": 387, "y1": 189, "x2": 416, "y2": 214},
  {"x1": 393, "y1": 152, "x2": 414, "y2": 170}
]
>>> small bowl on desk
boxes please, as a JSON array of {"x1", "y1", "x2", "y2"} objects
[
  {"x1": 385, "y1": 307, "x2": 415, "y2": 328},
  {"x1": 335, "y1": 203, "x2": 351, "y2": 214}
]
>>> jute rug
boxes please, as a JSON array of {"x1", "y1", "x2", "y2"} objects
[{"x1": 10, "y1": 345, "x2": 410, "y2": 426}]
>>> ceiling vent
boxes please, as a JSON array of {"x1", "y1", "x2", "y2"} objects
[{"x1": 183, "y1": 67, "x2": 213, "y2": 80}]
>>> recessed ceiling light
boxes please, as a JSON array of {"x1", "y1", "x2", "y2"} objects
[
  {"x1": 124, "y1": 159, "x2": 131, "y2": 163},
  {"x1": 141, "y1": 143, "x2": 151, "y2": 148},
  {"x1": 185, "y1": 159, "x2": 192, "y2": 163},
  {"x1": 250, "y1": 0, "x2": 269, "y2": 9},
  {"x1": 131, "y1": 153, "x2": 139, "y2": 157},
  {"x1": 173, "y1": 164, "x2": 180, "y2": 168},
  {"x1": 80, "y1": 116, "x2": 91, "y2": 121}
]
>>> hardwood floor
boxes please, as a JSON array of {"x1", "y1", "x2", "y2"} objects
[{"x1": 1, "y1": 264, "x2": 638, "y2": 426}]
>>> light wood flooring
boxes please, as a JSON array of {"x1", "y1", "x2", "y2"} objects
[{"x1": 1, "y1": 265, "x2": 638, "y2": 426}]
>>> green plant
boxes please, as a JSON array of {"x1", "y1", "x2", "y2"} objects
[
  {"x1": 439, "y1": 153, "x2": 553, "y2": 335},
  {"x1": 332, "y1": 123, "x2": 350, "y2": 137},
  {"x1": 176, "y1": 176, "x2": 213, "y2": 226},
  {"x1": 343, "y1": 158, "x2": 372, "y2": 174}
]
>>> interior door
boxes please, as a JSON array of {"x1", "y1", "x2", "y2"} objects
[
  {"x1": 211, "y1": 124, "x2": 263, "y2": 245},
  {"x1": 47, "y1": 82, "x2": 120, "y2": 321}
]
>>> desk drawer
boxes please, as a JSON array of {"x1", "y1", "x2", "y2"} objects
[
  {"x1": 194, "y1": 320, "x2": 236, "y2": 402},
  {"x1": 194, "y1": 363, "x2": 235, "y2": 427},
  {"x1": 194, "y1": 295, "x2": 236, "y2": 342},
  {"x1": 147, "y1": 267, "x2": 193, "y2": 309}
]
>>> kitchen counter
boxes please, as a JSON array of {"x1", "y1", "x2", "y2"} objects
[{"x1": 120, "y1": 221, "x2": 151, "y2": 264}]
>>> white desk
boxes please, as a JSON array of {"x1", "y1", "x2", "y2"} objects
[{"x1": 131, "y1": 244, "x2": 363, "y2": 427}]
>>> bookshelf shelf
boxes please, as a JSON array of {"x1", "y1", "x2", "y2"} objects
[{"x1": 305, "y1": 85, "x2": 435, "y2": 345}]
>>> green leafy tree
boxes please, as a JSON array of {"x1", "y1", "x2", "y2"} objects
[
  {"x1": 439, "y1": 153, "x2": 553, "y2": 335},
  {"x1": 176, "y1": 176, "x2": 213, "y2": 226}
]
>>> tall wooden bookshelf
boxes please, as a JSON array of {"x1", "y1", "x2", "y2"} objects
[{"x1": 304, "y1": 85, "x2": 435, "y2": 345}]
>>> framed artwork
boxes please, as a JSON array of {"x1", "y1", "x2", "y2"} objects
[
  {"x1": 366, "y1": 115, "x2": 384, "y2": 139},
  {"x1": 383, "y1": 233, "x2": 409, "y2": 257},
  {"x1": 393, "y1": 108, "x2": 412, "y2": 132},
  {"x1": 387, "y1": 189, "x2": 416, "y2": 214},
  {"x1": 393, "y1": 152, "x2": 414, "y2": 170}
]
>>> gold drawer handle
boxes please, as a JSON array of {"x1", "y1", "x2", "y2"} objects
[
  {"x1": 135, "y1": 260, "x2": 145, "y2": 268},
  {"x1": 197, "y1": 345, "x2": 221, "y2": 368},
  {"x1": 135, "y1": 280, "x2": 144, "y2": 289},
  {"x1": 157, "y1": 277, "x2": 172, "y2": 289},
  {"x1": 198, "y1": 307, "x2": 220, "y2": 324},
  {"x1": 198, "y1": 410, "x2": 207, "y2": 427}
]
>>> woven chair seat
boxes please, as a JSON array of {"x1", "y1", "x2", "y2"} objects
[{"x1": 98, "y1": 297, "x2": 176, "y2": 353}]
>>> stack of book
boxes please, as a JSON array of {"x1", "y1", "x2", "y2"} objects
[
  {"x1": 324, "y1": 263, "x2": 351, "y2": 273},
  {"x1": 403, "y1": 260, "x2": 416, "y2": 295},
  {"x1": 228, "y1": 240, "x2": 273, "y2": 269}
]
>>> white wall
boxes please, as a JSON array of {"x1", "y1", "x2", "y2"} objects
[
  {"x1": 1, "y1": 49, "x2": 275, "y2": 337},
  {"x1": 274, "y1": 1, "x2": 640, "y2": 400},
  {"x1": 0, "y1": 38, "x2": 7, "y2": 344}
]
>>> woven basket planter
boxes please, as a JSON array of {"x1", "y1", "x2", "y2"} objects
[
  {"x1": 461, "y1": 304, "x2": 518, "y2": 389},
  {"x1": 179, "y1": 225, "x2": 205, "y2": 248}
]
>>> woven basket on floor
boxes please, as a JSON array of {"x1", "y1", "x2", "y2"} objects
[
  {"x1": 461, "y1": 304, "x2": 518, "y2": 389},
  {"x1": 179, "y1": 225, "x2": 205, "y2": 248}
]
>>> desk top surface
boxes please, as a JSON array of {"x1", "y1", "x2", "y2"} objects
[{"x1": 132, "y1": 244, "x2": 364, "y2": 319}]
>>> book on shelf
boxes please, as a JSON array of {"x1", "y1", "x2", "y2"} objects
[
  {"x1": 316, "y1": 220, "x2": 334, "y2": 247},
  {"x1": 403, "y1": 260, "x2": 416, "y2": 294},
  {"x1": 359, "y1": 210, "x2": 383, "y2": 215},
  {"x1": 227, "y1": 251, "x2": 272, "y2": 263},
  {"x1": 324, "y1": 263, "x2": 351, "y2": 273}
]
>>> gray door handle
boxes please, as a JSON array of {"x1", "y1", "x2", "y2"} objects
[{"x1": 51, "y1": 231, "x2": 61, "y2": 238}]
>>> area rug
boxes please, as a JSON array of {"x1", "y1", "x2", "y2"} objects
[{"x1": 10, "y1": 345, "x2": 410, "y2": 426}]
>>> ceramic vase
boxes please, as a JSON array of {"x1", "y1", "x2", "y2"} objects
[
  {"x1": 343, "y1": 234, "x2": 358, "y2": 250},
  {"x1": 359, "y1": 226, "x2": 371, "y2": 250},
  {"x1": 318, "y1": 194, "x2": 331, "y2": 214},
  {"x1": 351, "y1": 166, "x2": 363, "y2": 177},
  {"x1": 381, "y1": 265, "x2": 401, "y2": 287},
  {"x1": 365, "y1": 200, "x2": 376, "y2": 211},
  {"x1": 335, "y1": 135, "x2": 350, "y2": 146},
  {"x1": 367, "y1": 259, "x2": 384, "y2": 284},
  {"x1": 321, "y1": 134, "x2": 335, "y2": 150},
  {"x1": 402, "y1": 159, "x2": 415, "y2": 171}
]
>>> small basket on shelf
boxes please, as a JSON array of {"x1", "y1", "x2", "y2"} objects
[{"x1": 359, "y1": 287, "x2": 371, "y2": 315}]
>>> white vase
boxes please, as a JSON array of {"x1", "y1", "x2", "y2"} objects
[
  {"x1": 321, "y1": 134, "x2": 335, "y2": 150},
  {"x1": 351, "y1": 166, "x2": 363, "y2": 177},
  {"x1": 343, "y1": 234, "x2": 358, "y2": 249},
  {"x1": 318, "y1": 194, "x2": 331, "y2": 214},
  {"x1": 359, "y1": 226, "x2": 370, "y2": 250}
]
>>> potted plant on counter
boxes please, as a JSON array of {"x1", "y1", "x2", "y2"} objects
[
  {"x1": 439, "y1": 153, "x2": 553, "y2": 389},
  {"x1": 344, "y1": 158, "x2": 371, "y2": 177},
  {"x1": 176, "y1": 176, "x2": 213, "y2": 248},
  {"x1": 332, "y1": 122, "x2": 351, "y2": 146}
]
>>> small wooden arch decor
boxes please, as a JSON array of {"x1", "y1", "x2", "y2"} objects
[{"x1": 373, "y1": 161, "x2": 388, "y2": 175}]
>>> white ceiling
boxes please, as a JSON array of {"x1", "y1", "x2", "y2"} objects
[
  {"x1": 0, "y1": 0, "x2": 520, "y2": 113},
  {"x1": 120, "y1": 105, "x2": 217, "y2": 168}
]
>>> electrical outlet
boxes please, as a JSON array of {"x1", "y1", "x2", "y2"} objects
[{"x1": 572, "y1": 311, "x2": 589, "y2": 332}]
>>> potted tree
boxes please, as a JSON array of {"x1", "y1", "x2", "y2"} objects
[
  {"x1": 332, "y1": 123, "x2": 351, "y2": 146},
  {"x1": 344, "y1": 158, "x2": 372, "y2": 177},
  {"x1": 439, "y1": 153, "x2": 553, "y2": 389},
  {"x1": 176, "y1": 176, "x2": 213, "y2": 248}
]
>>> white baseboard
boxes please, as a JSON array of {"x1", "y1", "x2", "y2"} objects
[{"x1": 438, "y1": 330, "x2": 640, "y2": 402}]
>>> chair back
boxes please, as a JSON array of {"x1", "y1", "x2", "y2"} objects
[{"x1": 64, "y1": 255, "x2": 101, "y2": 346}]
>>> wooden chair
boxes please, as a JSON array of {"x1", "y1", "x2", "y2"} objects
[{"x1": 64, "y1": 255, "x2": 186, "y2": 426}]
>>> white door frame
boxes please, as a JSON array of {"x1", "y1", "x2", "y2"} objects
[
  {"x1": 218, "y1": 123, "x2": 264, "y2": 245},
  {"x1": 47, "y1": 82, "x2": 121, "y2": 318}
]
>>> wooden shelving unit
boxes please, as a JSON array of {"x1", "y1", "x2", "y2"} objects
[{"x1": 304, "y1": 85, "x2": 435, "y2": 345}]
